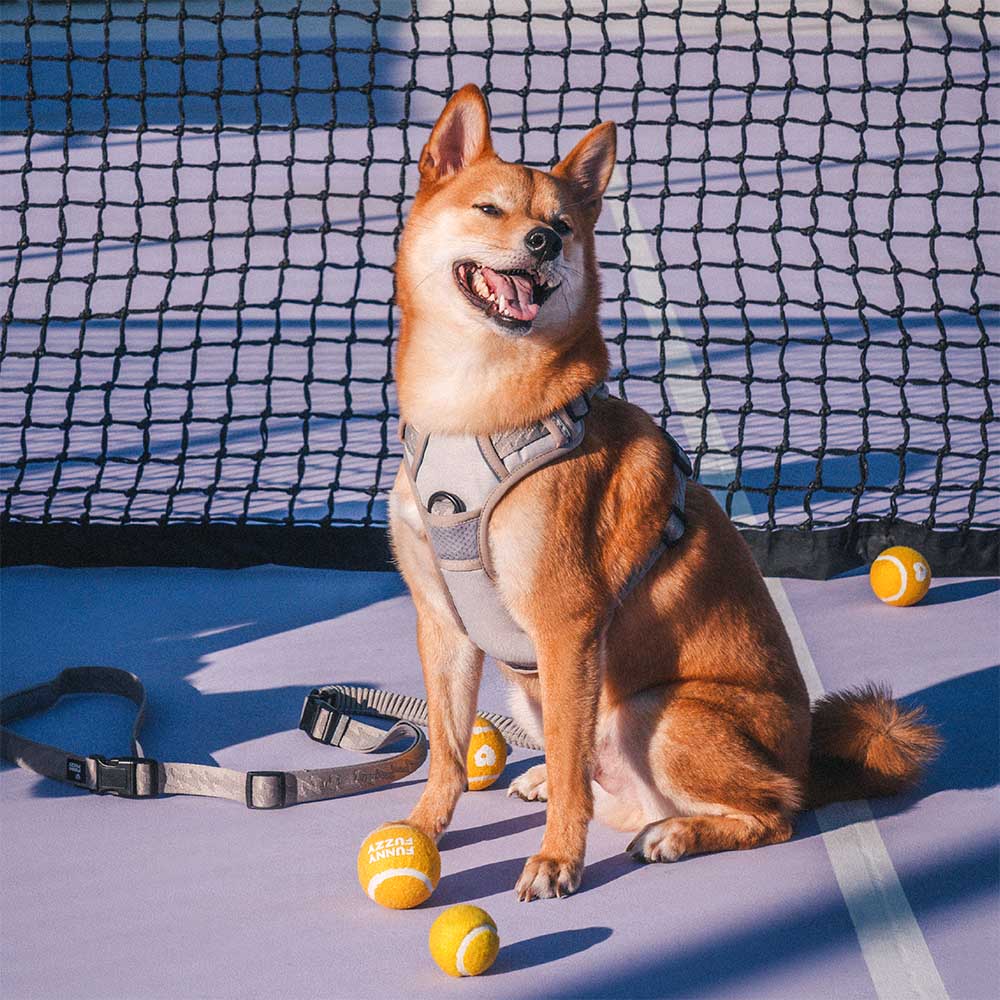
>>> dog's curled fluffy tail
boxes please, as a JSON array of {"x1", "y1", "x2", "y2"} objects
[{"x1": 807, "y1": 684, "x2": 941, "y2": 809}]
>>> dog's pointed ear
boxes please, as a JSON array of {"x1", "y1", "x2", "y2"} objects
[
  {"x1": 419, "y1": 84, "x2": 493, "y2": 185},
  {"x1": 553, "y1": 121, "x2": 617, "y2": 218}
]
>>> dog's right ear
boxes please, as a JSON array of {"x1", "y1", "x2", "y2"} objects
[{"x1": 419, "y1": 84, "x2": 493, "y2": 185}]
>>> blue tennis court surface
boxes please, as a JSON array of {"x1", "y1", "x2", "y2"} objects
[{"x1": 1, "y1": 565, "x2": 997, "y2": 998}]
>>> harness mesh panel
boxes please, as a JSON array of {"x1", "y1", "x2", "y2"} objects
[
  {"x1": 429, "y1": 519, "x2": 481, "y2": 563},
  {"x1": 0, "y1": 1, "x2": 996, "y2": 575}
]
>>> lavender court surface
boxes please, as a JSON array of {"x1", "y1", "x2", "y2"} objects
[
  {"x1": 1, "y1": 564, "x2": 997, "y2": 999},
  {"x1": 2, "y1": 4, "x2": 996, "y2": 996}
]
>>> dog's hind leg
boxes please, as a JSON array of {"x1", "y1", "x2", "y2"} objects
[
  {"x1": 628, "y1": 812, "x2": 794, "y2": 863},
  {"x1": 502, "y1": 667, "x2": 550, "y2": 802},
  {"x1": 508, "y1": 764, "x2": 549, "y2": 802},
  {"x1": 628, "y1": 682, "x2": 806, "y2": 862}
]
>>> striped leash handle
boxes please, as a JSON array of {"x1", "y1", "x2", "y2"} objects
[{"x1": 313, "y1": 685, "x2": 543, "y2": 752}]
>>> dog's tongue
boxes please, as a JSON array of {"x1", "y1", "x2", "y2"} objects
[{"x1": 481, "y1": 267, "x2": 539, "y2": 322}]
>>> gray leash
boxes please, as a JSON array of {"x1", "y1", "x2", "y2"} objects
[
  {"x1": 306, "y1": 684, "x2": 542, "y2": 752},
  {"x1": 0, "y1": 667, "x2": 541, "y2": 809}
]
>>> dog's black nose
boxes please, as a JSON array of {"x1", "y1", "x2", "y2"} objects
[{"x1": 524, "y1": 226, "x2": 562, "y2": 261}]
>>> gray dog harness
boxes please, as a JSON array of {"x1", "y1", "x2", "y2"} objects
[{"x1": 400, "y1": 384, "x2": 692, "y2": 671}]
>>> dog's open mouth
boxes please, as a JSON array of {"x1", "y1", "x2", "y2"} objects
[{"x1": 454, "y1": 261, "x2": 560, "y2": 330}]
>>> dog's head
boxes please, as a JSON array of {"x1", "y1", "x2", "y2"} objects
[{"x1": 397, "y1": 84, "x2": 616, "y2": 341}]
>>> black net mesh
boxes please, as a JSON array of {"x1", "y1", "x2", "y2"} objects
[{"x1": 1, "y1": 1, "x2": 997, "y2": 566}]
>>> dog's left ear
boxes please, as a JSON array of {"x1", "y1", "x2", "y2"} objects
[
  {"x1": 553, "y1": 121, "x2": 617, "y2": 220},
  {"x1": 419, "y1": 84, "x2": 494, "y2": 185}
]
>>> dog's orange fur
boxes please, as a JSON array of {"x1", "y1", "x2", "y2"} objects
[{"x1": 389, "y1": 85, "x2": 940, "y2": 901}]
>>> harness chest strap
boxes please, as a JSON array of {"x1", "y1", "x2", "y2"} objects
[{"x1": 400, "y1": 383, "x2": 692, "y2": 670}]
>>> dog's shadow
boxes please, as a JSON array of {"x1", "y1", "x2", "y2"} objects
[
  {"x1": 433, "y1": 850, "x2": 643, "y2": 907},
  {"x1": 436, "y1": 805, "x2": 645, "y2": 904},
  {"x1": 439, "y1": 807, "x2": 547, "y2": 851},
  {"x1": 875, "y1": 663, "x2": 999, "y2": 808},
  {"x1": 802, "y1": 663, "x2": 998, "y2": 835}
]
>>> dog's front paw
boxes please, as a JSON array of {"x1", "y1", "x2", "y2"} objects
[
  {"x1": 627, "y1": 819, "x2": 688, "y2": 863},
  {"x1": 507, "y1": 764, "x2": 548, "y2": 802},
  {"x1": 405, "y1": 807, "x2": 450, "y2": 842},
  {"x1": 515, "y1": 853, "x2": 582, "y2": 901}
]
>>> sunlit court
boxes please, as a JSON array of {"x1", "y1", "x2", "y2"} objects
[{"x1": 1, "y1": 2, "x2": 997, "y2": 998}]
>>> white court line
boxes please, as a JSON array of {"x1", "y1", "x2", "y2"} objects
[
  {"x1": 608, "y1": 167, "x2": 949, "y2": 1000},
  {"x1": 768, "y1": 582, "x2": 949, "y2": 1000}
]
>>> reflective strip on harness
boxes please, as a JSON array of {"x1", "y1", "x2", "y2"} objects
[{"x1": 401, "y1": 384, "x2": 691, "y2": 670}]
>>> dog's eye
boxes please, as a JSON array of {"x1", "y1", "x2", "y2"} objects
[
  {"x1": 552, "y1": 217, "x2": 572, "y2": 235},
  {"x1": 475, "y1": 203, "x2": 502, "y2": 217}
]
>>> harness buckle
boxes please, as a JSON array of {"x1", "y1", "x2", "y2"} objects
[
  {"x1": 662, "y1": 430, "x2": 693, "y2": 478},
  {"x1": 662, "y1": 503, "x2": 687, "y2": 548},
  {"x1": 245, "y1": 771, "x2": 287, "y2": 809},
  {"x1": 90, "y1": 755, "x2": 159, "y2": 798}
]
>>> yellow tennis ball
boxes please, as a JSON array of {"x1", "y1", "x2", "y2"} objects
[
  {"x1": 428, "y1": 904, "x2": 500, "y2": 977},
  {"x1": 356, "y1": 823, "x2": 440, "y2": 909},
  {"x1": 467, "y1": 716, "x2": 507, "y2": 790},
  {"x1": 870, "y1": 546, "x2": 932, "y2": 607}
]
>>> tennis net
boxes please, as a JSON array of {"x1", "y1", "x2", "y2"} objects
[{"x1": 1, "y1": 0, "x2": 996, "y2": 576}]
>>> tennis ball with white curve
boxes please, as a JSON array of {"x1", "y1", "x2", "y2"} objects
[
  {"x1": 428, "y1": 904, "x2": 500, "y2": 977},
  {"x1": 356, "y1": 822, "x2": 440, "y2": 909},
  {"x1": 869, "y1": 546, "x2": 932, "y2": 607},
  {"x1": 466, "y1": 716, "x2": 508, "y2": 790}
]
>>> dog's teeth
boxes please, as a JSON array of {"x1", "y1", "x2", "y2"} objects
[{"x1": 498, "y1": 294, "x2": 508, "y2": 314}]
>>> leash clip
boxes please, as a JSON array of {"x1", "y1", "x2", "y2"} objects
[{"x1": 90, "y1": 755, "x2": 159, "y2": 798}]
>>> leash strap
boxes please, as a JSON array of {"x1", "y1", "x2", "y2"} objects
[
  {"x1": 302, "y1": 685, "x2": 543, "y2": 752},
  {"x1": 0, "y1": 667, "x2": 429, "y2": 809}
]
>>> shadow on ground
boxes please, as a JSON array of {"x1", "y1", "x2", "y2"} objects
[
  {"x1": 921, "y1": 578, "x2": 1000, "y2": 606},
  {"x1": 551, "y1": 837, "x2": 998, "y2": 999},
  {"x1": 0, "y1": 567, "x2": 409, "y2": 792},
  {"x1": 887, "y1": 663, "x2": 999, "y2": 803},
  {"x1": 440, "y1": 808, "x2": 547, "y2": 852},
  {"x1": 491, "y1": 927, "x2": 613, "y2": 975},
  {"x1": 795, "y1": 664, "x2": 999, "y2": 835}
]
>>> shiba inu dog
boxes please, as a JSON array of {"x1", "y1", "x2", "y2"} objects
[{"x1": 389, "y1": 84, "x2": 939, "y2": 901}]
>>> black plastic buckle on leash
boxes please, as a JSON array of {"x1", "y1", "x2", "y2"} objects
[
  {"x1": 661, "y1": 505, "x2": 687, "y2": 550},
  {"x1": 2, "y1": 668, "x2": 430, "y2": 810},
  {"x1": 90, "y1": 755, "x2": 159, "y2": 798},
  {"x1": 299, "y1": 691, "x2": 348, "y2": 747},
  {"x1": 244, "y1": 771, "x2": 287, "y2": 810}
]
